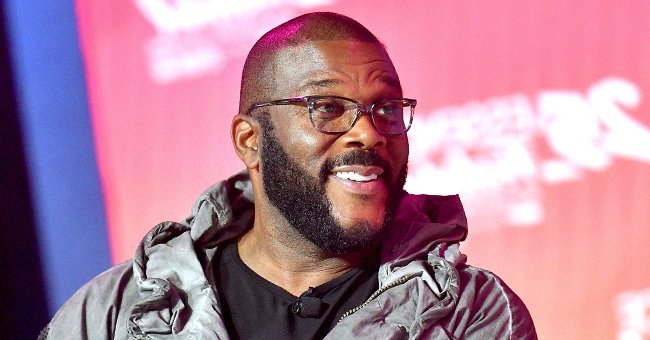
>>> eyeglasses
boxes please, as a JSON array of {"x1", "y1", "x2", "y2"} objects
[{"x1": 247, "y1": 95, "x2": 416, "y2": 135}]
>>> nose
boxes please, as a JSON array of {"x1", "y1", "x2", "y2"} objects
[{"x1": 340, "y1": 111, "x2": 387, "y2": 150}]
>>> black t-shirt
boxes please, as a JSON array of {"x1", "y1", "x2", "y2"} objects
[{"x1": 213, "y1": 241, "x2": 379, "y2": 340}]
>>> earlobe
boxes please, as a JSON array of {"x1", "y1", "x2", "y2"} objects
[{"x1": 231, "y1": 114, "x2": 260, "y2": 168}]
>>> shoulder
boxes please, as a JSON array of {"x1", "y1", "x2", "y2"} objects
[
  {"x1": 42, "y1": 261, "x2": 138, "y2": 340},
  {"x1": 453, "y1": 265, "x2": 537, "y2": 339}
]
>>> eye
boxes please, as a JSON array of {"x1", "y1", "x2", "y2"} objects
[
  {"x1": 311, "y1": 98, "x2": 347, "y2": 118},
  {"x1": 375, "y1": 100, "x2": 404, "y2": 117}
]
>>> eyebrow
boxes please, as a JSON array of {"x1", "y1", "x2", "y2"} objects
[
  {"x1": 299, "y1": 78, "x2": 342, "y2": 91},
  {"x1": 380, "y1": 75, "x2": 403, "y2": 92}
]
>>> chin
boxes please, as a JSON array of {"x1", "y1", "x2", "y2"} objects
[
  {"x1": 341, "y1": 216, "x2": 385, "y2": 230},
  {"x1": 335, "y1": 206, "x2": 387, "y2": 228},
  {"x1": 342, "y1": 216, "x2": 388, "y2": 235}
]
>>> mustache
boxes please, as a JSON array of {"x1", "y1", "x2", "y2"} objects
[{"x1": 319, "y1": 150, "x2": 393, "y2": 184}]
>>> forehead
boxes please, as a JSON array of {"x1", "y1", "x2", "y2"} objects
[{"x1": 269, "y1": 39, "x2": 401, "y2": 98}]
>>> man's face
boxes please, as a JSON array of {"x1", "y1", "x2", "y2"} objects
[{"x1": 257, "y1": 39, "x2": 409, "y2": 254}]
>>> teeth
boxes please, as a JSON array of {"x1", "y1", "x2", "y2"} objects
[{"x1": 335, "y1": 171, "x2": 378, "y2": 182}]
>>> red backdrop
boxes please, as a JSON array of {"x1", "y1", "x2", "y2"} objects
[{"x1": 75, "y1": 1, "x2": 650, "y2": 338}]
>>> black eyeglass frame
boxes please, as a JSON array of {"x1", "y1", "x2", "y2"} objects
[{"x1": 246, "y1": 95, "x2": 417, "y2": 135}]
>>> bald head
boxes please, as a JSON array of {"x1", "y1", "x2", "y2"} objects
[{"x1": 238, "y1": 12, "x2": 393, "y2": 114}]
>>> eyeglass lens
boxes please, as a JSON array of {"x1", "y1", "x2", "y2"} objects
[{"x1": 309, "y1": 97, "x2": 411, "y2": 134}]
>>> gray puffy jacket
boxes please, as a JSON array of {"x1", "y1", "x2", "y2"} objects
[{"x1": 41, "y1": 171, "x2": 537, "y2": 339}]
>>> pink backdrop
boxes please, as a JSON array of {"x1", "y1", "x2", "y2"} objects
[{"x1": 75, "y1": 1, "x2": 650, "y2": 338}]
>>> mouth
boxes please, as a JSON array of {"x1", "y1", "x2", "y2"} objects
[
  {"x1": 335, "y1": 172, "x2": 378, "y2": 182},
  {"x1": 329, "y1": 165, "x2": 386, "y2": 195},
  {"x1": 332, "y1": 165, "x2": 384, "y2": 182},
  {"x1": 319, "y1": 149, "x2": 393, "y2": 196}
]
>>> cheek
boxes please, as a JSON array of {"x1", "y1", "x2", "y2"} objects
[{"x1": 278, "y1": 117, "x2": 334, "y2": 168}]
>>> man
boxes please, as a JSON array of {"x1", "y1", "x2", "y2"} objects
[{"x1": 42, "y1": 12, "x2": 536, "y2": 339}]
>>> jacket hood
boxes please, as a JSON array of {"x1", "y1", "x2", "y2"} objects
[
  {"x1": 179, "y1": 170, "x2": 469, "y2": 264},
  {"x1": 381, "y1": 193, "x2": 468, "y2": 265}
]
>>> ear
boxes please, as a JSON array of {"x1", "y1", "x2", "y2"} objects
[{"x1": 231, "y1": 114, "x2": 260, "y2": 169}]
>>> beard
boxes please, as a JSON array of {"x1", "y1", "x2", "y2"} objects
[{"x1": 256, "y1": 113, "x2": 407, "y2": 254}]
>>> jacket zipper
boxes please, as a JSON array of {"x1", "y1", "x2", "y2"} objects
[{"x1": 337, "y1": 273, "x2": 416, "y2": 324}]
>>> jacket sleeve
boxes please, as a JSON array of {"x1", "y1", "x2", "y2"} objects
[
  {"x1": 39, "y1": 262, "x2": 138, "y2": 340},
  {"x1": 455, "y1": 266, "x2": 537, "y2": 339},
  {"x1": 463, "y1": 268, "x2": 537, "y2": 339}
]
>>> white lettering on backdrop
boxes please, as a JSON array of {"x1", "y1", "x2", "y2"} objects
[
  {"x1": 134, "y1": 0, "x2": 334, "y2": 84},
  {"x1": 617, "y1": 287, "x2": 650, "y2": 340},
  {"x1": 406, "y1": 77, "x2": 650, "y2": 231}
]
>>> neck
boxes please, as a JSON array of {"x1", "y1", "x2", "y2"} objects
[{"x1": 237, "y1": 205, "x2": 372, "y2": 297}]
